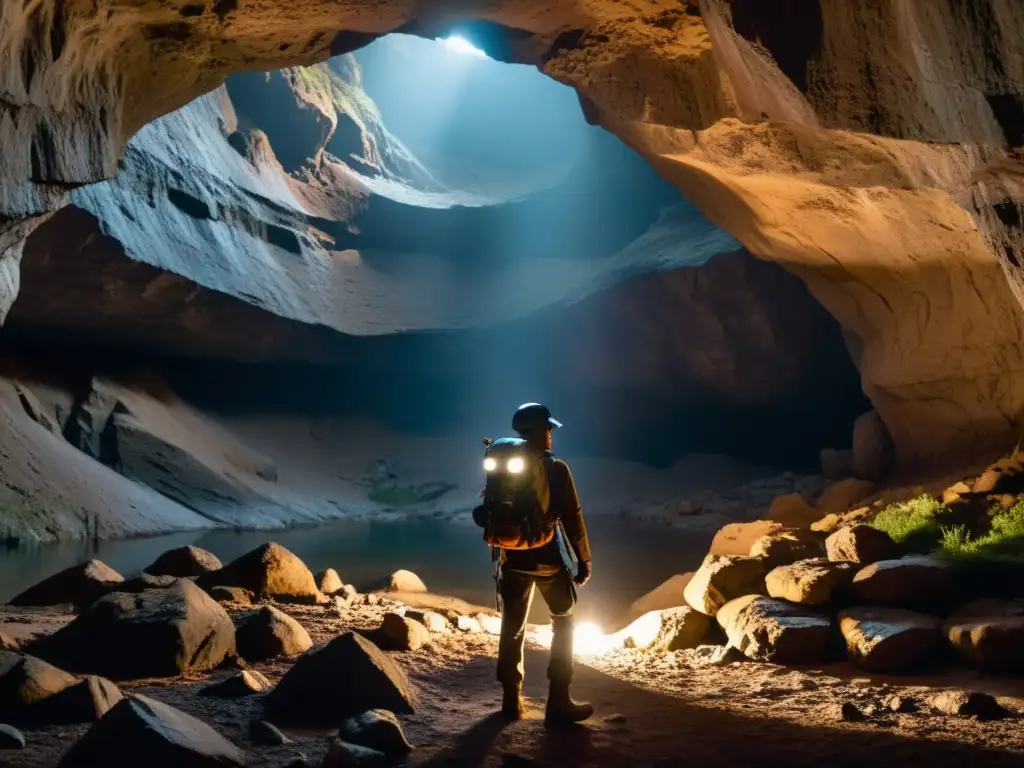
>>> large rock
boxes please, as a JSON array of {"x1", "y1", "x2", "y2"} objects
[
  {"x1": 767, "y1": 494, "x2": 821, "y2": 529},
  {"x1": 765, "y1": 558, "x2": 856, "y2": 606},
  {"x1": 145, "y1": 546, "x2": 223, "y2": 578},
  {"x1": 404, "y1": 610, "x2": 449, "y2": 634},
  {"x1": 265, "y1": 632, "x2": 415, "y2": 724},
  {"x1": 716, "y1": 595, "x2": 832, "y2": 664},
  {"x1": 9, "y1": 560, "x2": 124, "y2": 608},
  {"x1": 29, "y1": 676, "x2": 123, "y2": 725},
  {"x1": 208, "y1": 586, "x2": 254, "y2": 606},
  {"x1": 850, "y1": 556, "x2": 959, "y2": 609},
  {"x1": 30, "y1": 580, "x2": 236, "y2": 679},
  {"x1": 852, "y1": 410, "x2": 895, "y2": 481},
  {"x1": 944, "y1": 599, "x2": 1024, "y2": 673},
  {"x1": 338, "y1": 709, "x2": 413, "y2": 754},
  {"x1": 838, "y1": 607, "x2": 941, "y2": 673},
  {"x1": 642, "y1": 606, "x2": 710, "y2": 651},
  {"x1": 58, "y1": 694, "x2": 245, "y2": 767},
  {"x1": 825, "y1": 525, "x2": 903, "y2": 565},
  {"x1": 710, "y1": 521, "x2": 787, "y2": 557},
  {"x1": 0, "y1": 651, "x2": 79, "y2": 721},
  {"x1": 119, "y1": 573, "x2": 179, "y2": 593},
  {"x1": 377, "y1": 613, "x2": 431, "y2": 652},
  {"x1": 684, "y1": 555, "x2": 766, "y2": 616},
  {"x1": 366, "y1": 570, "x2": 427, "y2": 594},
  {"x1": 197, "y1": 542, "x2": 321, "y2": 604},
  {"x1": 236, "y1": 606, "x2": 313, "y2": 661},
  {"x1": 749, "y1": 530, "x2": 823, "y2": 568},
  {"x1": 816, "y1": 479, "x2": 876, "y2": 515}
]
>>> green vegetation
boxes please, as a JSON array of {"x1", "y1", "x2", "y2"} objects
[
  {"x1": 871, "y1": 494, "x2": 1024, "y2": 564},
  {"x1": 293, "y1": 63, "x2": 381, "y2": 125}
]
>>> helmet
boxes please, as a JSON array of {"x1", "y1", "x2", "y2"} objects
[{"x1": 512, "y1": 403, "x2": 563, "y2": 434}]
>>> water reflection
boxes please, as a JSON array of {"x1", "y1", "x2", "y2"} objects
[{"x1": 0, "y1": 518, "x2": 712, "y2": 627}]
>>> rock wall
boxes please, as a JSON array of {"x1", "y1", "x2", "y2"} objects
[{"x1": 0, "y1": 0, "x2": 1022, "y2": 470}]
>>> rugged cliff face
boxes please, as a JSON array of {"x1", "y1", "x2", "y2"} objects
[{"x1": 0, "y1": 0, "x2": 1022, "y2": 472}]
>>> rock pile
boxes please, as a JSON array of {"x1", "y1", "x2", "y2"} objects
[{"x1": 675, "y1": 522, "x2": 1024, "y2": 675}]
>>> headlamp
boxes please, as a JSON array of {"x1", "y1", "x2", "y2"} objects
[
  {"x1": 483, "y1": 457, "x2": 498, "y2": 472},
  {"x1": 507, "y1": 457, "x2": 525, "y2": 474}
]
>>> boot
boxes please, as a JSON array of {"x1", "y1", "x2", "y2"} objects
[
  {"x1": 544, "y1": 681, "x2": 593, "y2": 726},
  {"x1": 500, "y1": 681, "x2": 525, "y2": 720}
]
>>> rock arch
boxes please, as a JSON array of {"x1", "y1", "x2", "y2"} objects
[{"x1": 1, "y1": 0, "x2": 1023, "y2": 470}]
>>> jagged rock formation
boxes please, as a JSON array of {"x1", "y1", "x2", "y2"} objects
[{"x1": 1, "y1": 1, "x2": 1023, "y2": 472}]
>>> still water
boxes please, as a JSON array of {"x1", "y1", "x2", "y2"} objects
[{"x1": 0, "y1": 517, "x2": 712, "y2": 628}]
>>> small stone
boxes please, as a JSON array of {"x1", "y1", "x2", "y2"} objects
[
  {"x1": 322, "y1": 738, "x2": 389, "y2": 767},
  {"x1": 929, "y1": 690, "x2": 1008, "y2": 720},
  {"x1": 316, "y1": 569, "x2": 344, "y2": 596},
  {"x1": 0, "y1": 723, "x2": 26, "y2": 749},
  {"x1": 338, "y1": 709, "x2": 413, "y2": 754},
  {"x1": 687, "y1": 645, "x2": 744, "y2": 667},
  {"x1": 378, "y1": 613, "x2": 431, "y2": 652},
  {"x1": 366, "y1": 570, "x2": 427, "y2": 594},
  {"x1": 883, "y1": 694, "x2": 916, "y2": 713},
  {"x1": 0, "y1": 632, "x2": 19, "y2": 652},
  {"x1": 364, "y1": 594, "x2": 382, "y2": 607},
  {"x1": 456, "y1": 616, "x2": 482, "y2": 633},
  {"x1": 339, "y1": 585, "x2": 358, "y2": 603},
  {"x1": 236, "y1": 605, "x2": 313, "y2": 661},
  {"x1": 604, "y1": 713, "x2": 627, "y2": 723},
  {"x1": 199, "y1": 670, "x2": 272, "y2": 698},
  {"x1": 405, "y1": 610, "x2": 449, "y2": 633},
  {"x1": 250, "y1": 719, "x2": 290, "y2": 746}
]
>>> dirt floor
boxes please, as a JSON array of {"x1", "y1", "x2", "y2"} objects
[{"x1": 2, "y1": 598, "x2": 1024, "y2": 768}]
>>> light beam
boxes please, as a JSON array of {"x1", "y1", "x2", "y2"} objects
[{"x1": 439, "y1": 35, "x2": 488, "y2": 58}]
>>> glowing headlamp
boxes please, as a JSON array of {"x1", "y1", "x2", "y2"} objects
[
  {"x1": 483, "y1": 457, "x2": 498, "y2": 472},
  {"x1": 506, "y1": 457, "x2": 525, "y2": 474}
]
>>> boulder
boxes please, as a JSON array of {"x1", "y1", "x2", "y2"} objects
[
  {"x1": 208, "y1": 586, "x2": 255, "y2": 605},
  {"x1": 196, "y1": 542, "x2": 321, "y2": 604},
  {"x1": 28, "y1": 675, "x2": 123, "y2": 724},
  {"x1": 0, "y1": 723, "x2": 25, "y2": 749},
  {"x1": 765, "y1": 558, "x2": 856, "y2": 605},
  {"x1": 825, "y1": 525, "x2": 902, "y2": 565},
  {"x1": 236, "y1": 606, "x2": 312, "y2": 662},
  {"x1": 767, "y1": 494, "x2": 821, "y2": 529},
  {"x1": 378, "y1": 613, "x2": 431, "y2": 652},
  {"x1": 944, "y1": 599, "x2": 1024, "y2": 673},
  {"x1": 338, "y1": 709, "x2": 413, "y2": 754},
  {"x1": 145, "y1": 546, "x2": 223, "y2": 578},
  {"x1": 810, "y1": 513, "x2": 843, "y2": 534},
  {"x1": 644, "y1": 607, "x2": 710, "y2": 651},
  {"x1": 322, "y1": 738, "x2": 388, "y2": 768},
  {"x1": 850, "y1": 555, "x2": 959, "y2": 609},
  {"x1": 716, "y1": 595, "x2": 832, "y2": 664},
  {"x1": 404, "y1": 610, "x2": 449, "y2": 634},
  {"x1": 317, "y1": 568, "x2": 344, "y2": 595},
  {"x1": 710, "y1": 521, "x2": 787, "y2": 557},
  {"x1": 816, "y1": 478, "x2": 876, "y2": 515},
  {"x1": 749, "y1": 530, "x2": 823, "y2": 568},
  {"x1": 265, "y1": 632, "x2": 415, "y2": 724},
  {"x1": 928, "y1": 690, "x2": 1009, "y2": 720},
  {"x1": 58, "y1": 694, "x2": 245, "y2": 767},
  {"x1": 198, "y1": 670, "x2": 272, "y2": 698},
  {"x1": 852, "y1": 410, "x2": 895, "y2": 482},
  {"x1": 941, "y1": 481, "x2": 972, "y2": 505},
  {"x1": 9, "y1": 560, "x2": 124, "y2": 608},
  {"x1": 0, "y1": 651, "x2": 79, "y2": 721},
  {"x1": 366, "y1": 570, "x2": 427, "y2": 594},
  {"x1": 684, "y1": 555, "x2": 767, "y2": 616},
  {"x1": 119, "y1": 573, "x2": 179, "y2": 593},
  {"x1": 838, "y1": 607, "x2": 941, "y2": 673},
  {"x1": 30, "y1": 579, "x2": 236, "y2": 679}
]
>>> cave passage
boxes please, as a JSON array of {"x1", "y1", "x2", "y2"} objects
[{"x1": 6, "y1": 33, "x2": 869, "y2": 474}]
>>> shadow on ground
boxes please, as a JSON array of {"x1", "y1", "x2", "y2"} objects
[{"x1": 410, "y1": 648, "x2": 1024, "y2": 768}]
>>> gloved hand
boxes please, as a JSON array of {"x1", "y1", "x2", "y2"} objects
[{"x1": 574, "y1": 560, "x2": 591, "y2": 587}]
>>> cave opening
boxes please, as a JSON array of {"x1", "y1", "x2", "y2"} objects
[{"x1": 5, "y1": 31, "x2": 869, "y2": 526}]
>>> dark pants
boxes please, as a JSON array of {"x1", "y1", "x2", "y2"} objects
[{"x1": 497, "y1": 568, "x2": 576, "y2": 687}]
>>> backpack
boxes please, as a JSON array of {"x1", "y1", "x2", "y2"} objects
[{"x1": 478, "y1": 437, "x2": 555, "y2": 550}]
